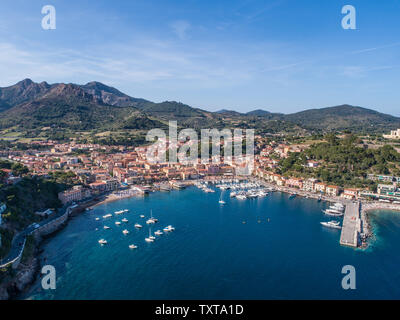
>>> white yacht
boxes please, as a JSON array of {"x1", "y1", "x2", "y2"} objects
[
  {"x1": 115, "y1": 210, "x2": 124, "y2": 215},
  {"x1": 140, "y1": 215, "x2": 145, "y2": 218},
  {"x1": 247, "y1": 191, "x2": 257, "y2": 199},
  {"x1": 122, "y1": 229, "x2": 129, "y2": 235},
  {"x1": 115, "y1": 221, "x2": 121, "y2": 225},
  {"x1": 320, "y1": 221, "x2": 341, "y2": 229},
  {"x1": 104, "y1": 225, "x2": 110, "y2": 230},
  {"x1": 134, "y1": 223, "x2": 143, "y2": 228},
  {"x1": 163, "y1": 225, "x2": 175, "y2": 232},
  {"x1": 146, "y1": 218, "x2": 155, "y2": 224},
  {"x1": 123, "y1": 209, "x2": 129, "y2": 213},
  {"x1": 122, "y1": 218, "x2": 128, "y2": 223},
  {"x1": 129, "y1": 244, "x2": 138, "y2": 249},
  {"x1": 329, "y1": 205, "x2": 344, "y2": 212},
  {"x1": 219, "y1": 191, "x2": 226, "y2": 205},
  {"x1": 323, "y1": 208, "x2": 344, "y2": 216},
  {"x1": 154, "y1": 230, "x2": 163, "y2": 236},
  {"x1": 103, "y1": 214, "x2": 112, "y2": 219},
  {"x1": 98, "y1": 239, "x2": 107, "y2": 245},
  {"x1": 95, "y1": 217, "x2": 100, "y2": 221},
  {"x1": 236, "y1": 194, "x2": 247, "y2": 200}
]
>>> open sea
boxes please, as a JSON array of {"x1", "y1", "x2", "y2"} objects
[{"x1": 22, "y1": 187, "x2": 400, "y2": 299}]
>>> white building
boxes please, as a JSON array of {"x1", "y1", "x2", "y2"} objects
[{"x1": 383, "y1": 129, "x2": 400, "y2": 139}]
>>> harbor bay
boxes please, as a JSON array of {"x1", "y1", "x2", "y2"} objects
[{"x1": 22, "y1": 186, "x2": 400, "y2": 300}]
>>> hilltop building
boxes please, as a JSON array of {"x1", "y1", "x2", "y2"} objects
[{"x1": 383, "y1": 129, "x2": 400, "y2": 139}]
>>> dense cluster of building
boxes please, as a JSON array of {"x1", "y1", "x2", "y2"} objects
[
  {"x1": 3, "y1": 137, "x2": 400, "y2": 206},
  {"x1": 255, "y1": 170, "x2": 360, "y2": 199}
]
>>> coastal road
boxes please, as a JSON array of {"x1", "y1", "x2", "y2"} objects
[{"x1": 0, "y1": 206, "x2": 69, "y2": 268}]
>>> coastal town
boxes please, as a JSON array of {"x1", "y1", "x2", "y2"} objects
[
  {"x1": 1, "y1": 132, "x2": 400, "y2": 207},
  {"x1": 1, "y1": 129, "x2": 400, "y2": 299}
]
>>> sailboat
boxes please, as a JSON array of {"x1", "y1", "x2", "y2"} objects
[
  {"x1": 145, "y1": 228, "x2": 155, "y2": 242},
  {"x1": 146, "y1": 209, "x2": 158, "y2": 224},
  {"x1": 219, "y1": 190, "x2": 226, "y2": 205}
]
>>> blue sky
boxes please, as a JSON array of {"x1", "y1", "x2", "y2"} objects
[{"x1": 0, "y1": 0, "x2": 399, "y2": 115}]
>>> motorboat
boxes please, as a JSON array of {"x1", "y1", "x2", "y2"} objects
[
  {"x1": 122, "y1": 218, "x2": 128, "y2": 223},
  {"x1": 129, "y1": 244, "x2": 138, "y2": 249},
  {"x1": 322, "y1": 209, "x2": 344, "y2": 217},
  {"x1": 154, "y1": 230, "x2": 163, "y2": 236},
  {"x1": 122, "y1": 229, "x2": 129, "y2": 235},
  {"x1": 134, "y1": 223, "x2": 143, "y2": 228},
  {"x1": 98, "y1": 239, "x2": 107, "y2": 245},
  {"x1": 320, "y1": 221, "x2": 341, "y2": 229},
  {"x1": 115, "y1": 221, "x2": 121, "y2": 225},
  {"x1": 103, "y1": 214, "x2": 112, "y2": 219},
  {"x1": 104, "y1": 226, "x2": 110, "y2": 230}
]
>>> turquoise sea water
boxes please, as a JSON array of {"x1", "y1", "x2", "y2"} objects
[{"x1": 23, "y1": 187, "x2": 400, "y2": 299}]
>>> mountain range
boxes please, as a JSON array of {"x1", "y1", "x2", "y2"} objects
[{"x1": 0, "y1": 79, "x2": 399, "y2": 133}]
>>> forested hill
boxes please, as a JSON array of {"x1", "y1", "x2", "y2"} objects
[{"x1": 1, "y1": 79, "x2": 399, "y2": 133}]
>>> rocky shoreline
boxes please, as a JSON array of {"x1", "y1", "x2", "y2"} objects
[
  {"x1": 0, "y1": 255, "x2": 40, "y2": 300},
  {"x1": 0, "y1": 199, "x2": 97, "y2": 300}
]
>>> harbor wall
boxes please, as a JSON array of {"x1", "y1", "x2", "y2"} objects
[{"x1": 31, "y1": 209, "x2": 70, "y2": 240}]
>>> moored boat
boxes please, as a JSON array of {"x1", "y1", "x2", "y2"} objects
[
  {"x1": 145, "y1": 229, "x2": 155, "y2": 242},
  {"x1": 320, "y1": 221, "x2": 341, "y2": 229},
  {"x1": 322, "y1": 209, "x2": 344, "y2": 216}
]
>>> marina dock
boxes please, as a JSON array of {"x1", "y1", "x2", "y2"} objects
[{"x1": 340, "y1": 202, "x2": 361, "y2": 248}]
